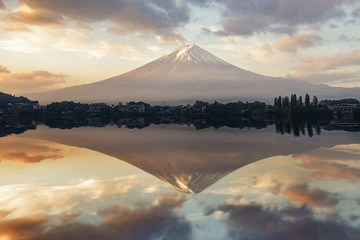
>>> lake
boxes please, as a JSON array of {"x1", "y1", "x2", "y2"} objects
[{"x1": 0, "y1": 122, "x2": 359, "y2": 239}]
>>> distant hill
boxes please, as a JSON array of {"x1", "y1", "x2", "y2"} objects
[
  {"x1": 0, "y1": 92, "x2": 31, "y2": 109},
  {"x1": 26, "y1": 45, "x2": 360, "y2": 104},
  {"x1": 320, "y1": 98, "x2": 360, "y2": 106}
]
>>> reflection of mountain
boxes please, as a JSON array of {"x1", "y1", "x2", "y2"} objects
[{"x1": 21, "y1": 125, "x2": 359, "y2": 194}]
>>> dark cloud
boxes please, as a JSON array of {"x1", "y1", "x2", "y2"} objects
[
  {"x1": 0, "y1": 193, "x2": 192, "y2": 240},
  {"x1": 202, "y1": 0, "x2": 356, "y2": 36},
  {"x1": 206, "y1": 203, "x2": 360, "y2": 240},
  {"x1": 13, "y1": 0, "x2": 190, "y2": 44}
]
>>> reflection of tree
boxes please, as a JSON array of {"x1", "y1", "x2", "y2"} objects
[
  {"x1": 275, "y1": 119, "x2": 324, "y2": 137},
  {"x1": 0, "y1": 117, "x2": 36, "y2": 137}
]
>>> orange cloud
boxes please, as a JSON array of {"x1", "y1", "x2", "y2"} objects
[
  {"x1": 0, "y1": 65, "x2": 67, "y2": 94},
  {"x1": 0, "y1": 137, "x2": 62, "y2": 164},
  {"x1": 274, "y1": 33, "x2": 322, "y2": 52},
  {"x1": 0, "y1": 211, "x2": 11, "y2": 220},
  {"x1": 0, "y1": 65, "x2": 10, "y2": 73},
  {"x1": 5, "y1": 4, "x2": 63, "y2": 26},
  {"x1": 295, "y1": 152, "x2": 360, "y2": 182},
  {"x1": 290, "y1": 50, "x2": 360, "y2": 74},
  {"x1": 0, "y1": 217, "x2": 47, "y2": 240},
  {"x1": 283, "y1": 184, "x2": 338, "y2": 210},
  {"x1": 4, "y1": 22, "x2": 30, "y2": 31},
  {"x1": 287, "y1": 49, "x2": 360, "y2": 86}
]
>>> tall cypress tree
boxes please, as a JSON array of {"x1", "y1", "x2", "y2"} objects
[{"x1": 305, "y1": 94, "x2": 310, "y2": 108}]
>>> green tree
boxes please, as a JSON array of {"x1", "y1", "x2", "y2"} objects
[
  {"x1": 312, "y1": 96, "x2": 318, "y2": 107},
  {"x1": 290, "y1": 94, "x2": 297, "y2": 110},
  {"x1": 305, "y1": 94, "x2": 310, "y2": 108},
  {"x1": 298, "y1": 95, "x2": 303, "y2": 108},
  {"x1": 283, "y1": 96, "x2": 290, "y2": 108}
]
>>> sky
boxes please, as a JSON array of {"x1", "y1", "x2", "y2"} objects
[{"x1": 0, "y1": 0, "x2": 359, "y2": 94}]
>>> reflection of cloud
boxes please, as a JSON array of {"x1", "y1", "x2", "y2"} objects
[
  {"x1": 58, "y1": 213, "x2": 80, "y2": 225},
  {"x1": 283, "y1": 184, "x2": 338, "y2": 210},
  {"x1": 0, "y1": 176, "x2": 147, "y2": 221},
  {"x1": 0, "y1": 193, "x2": 191, "y2": 240},
  {"x1": 206, "y1": 203, "x2": 360, "y2": 240},
  {"x1": 0, "y1": 217, "x2": 47, "y2": 240},
  {"x1": 0, "y1": 211, "x2": 11, "y2": 220},
  {"x1": 295, "y1": 147, "x2": 360, "y2": 182},
  {"x1": 0, "y1": 137, "x2": 62, "y2": 164},
  {"x1": 0, "y1": 66, "x2": 67, "y2": 94},
  {"x1": 274, "y1": 33, "x2": 322, "y2": 53}
]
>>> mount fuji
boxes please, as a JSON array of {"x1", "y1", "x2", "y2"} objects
[{"x1": 27, "y1": 45, "x2": 359, "y2": 104}]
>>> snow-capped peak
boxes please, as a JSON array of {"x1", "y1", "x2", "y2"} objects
[{"x1": 159, "y1": 44, "x2": 231, "y2": 65}]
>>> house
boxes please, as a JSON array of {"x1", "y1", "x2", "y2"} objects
[
  {"x1": 89, "y1": 103, "x2": 107, "y2": 113},
  {"x1": 7, "y1": 101, "x2": 39, "y2": 115},
  {"x1": 119, "y1": 103, "x2": 145, "y2": 113}
]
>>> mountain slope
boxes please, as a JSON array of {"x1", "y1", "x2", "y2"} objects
[{"x1": 26, "y1": 45, "x2": 359, "y2": 104}]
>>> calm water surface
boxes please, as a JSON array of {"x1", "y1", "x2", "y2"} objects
[{"x1": 0, "y1": 123, "x2": 359, "y2": 239}]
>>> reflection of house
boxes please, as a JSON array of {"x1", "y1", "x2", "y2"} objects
[
  {"x1": 7, "y1": 101, "x2": 39, "y2": 115},
  {"x1": 119, "y1": 103, "x2": 145, "y2": 113},
  {"x1": 89, "y1": 103, "x2": 107, "y2": 113}
]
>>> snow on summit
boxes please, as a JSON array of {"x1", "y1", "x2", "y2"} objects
[{"x1": 159, "y1": 45, "x2": 231, "y2": 65}]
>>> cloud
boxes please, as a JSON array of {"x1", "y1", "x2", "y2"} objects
[
  {"x1": 287, "y1": 72, "x2": 360, "y2": 86},
  {"x1": 262, "y1": 43, "x2": 273, "y2": 56},
  {"x1": 58, "y1": 213, "x2": 80, "y2": 225},
  {"x1": 0, "y1": 0, "x2": 5, "y2": 9},
  {"x1": 0, "y1": 137, "x2": 63, "y2": 164},
  {"x1": 352, "y1": 6, "x2": 360, "y2": 17},
  {"x1": 0, "y1": 217, "x2": 47, "y2": 239},
  {"x1": 0, "y1": 65, "x2": 11, "y2": 73},
  {"x1": 0, "y1": 193, "x2": 192, "y2": 240},
  {"x1": 283, "y1": 184, "x2": 338, "y2": 210},
  {"x1": 0, "y1": 211, "x2": 11, "y2": 220},
  {"x1": 6, "y1": 3, "x2": 63, "y2": 26},
  {"x1": 0, "y1": 66, "x2": 68, "y2": 94},
  {"x1": 4, "y1": 22, "x2": 30, "y2": 31},
  {"x1": 5, "y1": 0, "x2": 191, "y2": 44},
  {"x1": 292, "y1": 50, "x2": 360, "y2": 72},
  {"x1": 287, "y1": 49, "x2": 360, "y2": 86},
  {"x1": 204, "y1": 0, "x2": 356, "y2": 36},
  {"x1": 274, "y1": 33, "x2": 322, "y2": 52},
  {"x1": 206, "y1": 203, "x2": 360, "y2": 240}
]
